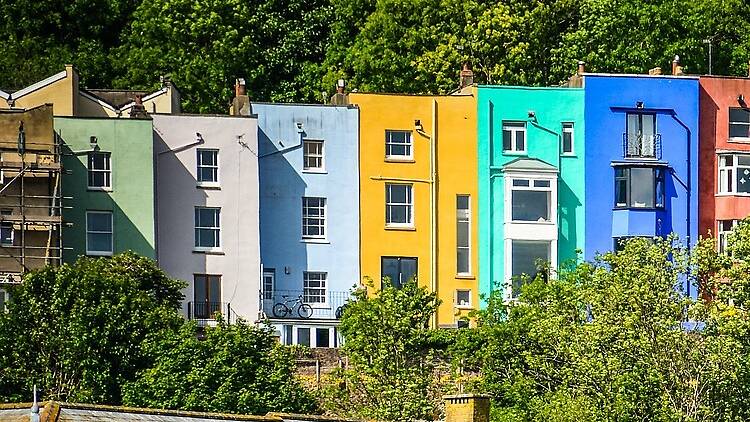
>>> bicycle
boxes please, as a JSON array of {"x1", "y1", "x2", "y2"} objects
[{"x1": 272, "y1": 295, "x2": 313, "y2": 319}]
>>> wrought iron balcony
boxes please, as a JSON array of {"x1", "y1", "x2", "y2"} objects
[
  {"x1": 622, "y1": 133, "x2": 662, "y2": 159},
  {"x1": 260, "y1": 289, "x2": 351, "y2": 320},
  {"x1": 186, "y1": 301, "x2": 234, "y2": 325}
]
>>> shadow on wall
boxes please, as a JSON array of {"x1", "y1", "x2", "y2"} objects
[
  {"x1": 59, "y1": 135, "x2": 154, "y2": 263},
  {"x1": 698, "y1": 84, "x2": 719, "y2": 236},
  {"x1": 258, "y1": 125, "x2": 308, "y2": 295},
  {"x1": 153, "y1": 131, "x2": 209, "y2": 314},
  {"x1": 656, "y1": 170, "x2": 678, "y2": 237},
  {"x1": 558, "y1": 178, "x2": 581, "y2": 261}
]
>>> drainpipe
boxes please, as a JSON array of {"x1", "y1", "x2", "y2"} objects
[
  {"x1": 669, "y1": 111, "x2": 692, "y2": 297},
  {"x1": 431, "y1": 99, "x2": 438, "y2": 329}
]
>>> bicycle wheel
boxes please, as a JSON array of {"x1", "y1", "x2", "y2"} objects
[
  {"x1": 298, "y1": 303, "x2": 313, "y2": 319},
  {"x1": 272, "y1": 303, "x2": 289, "y2": 318}
]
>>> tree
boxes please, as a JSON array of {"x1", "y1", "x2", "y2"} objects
[
  {"x1": 324, "y1": 281, "x2": 446, "y2": 421},
  {"x1": 122, "y1": 320, "x2": 318, "y2": 415},
  {"x1": 114, "y1": 0, "x2": 334, "y2": 113},
  {"x1": 0, "y1": 252, "x2": 185, "y2": 404}
]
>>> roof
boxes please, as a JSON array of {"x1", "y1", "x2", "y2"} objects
[
  {"x1": 501, "y1": 157, "x2": 558, "y2": 173},
  {"x1": 0, "y1": 403, "x2": 360, "y2": 422},
  {"x1": 84, "y1": 89, "x2": 151, "y2": 108}
]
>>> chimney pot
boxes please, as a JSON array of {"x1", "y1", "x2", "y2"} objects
[
  {"x1": 235, "y1": 78, "x2": 246, "y2": 97},
  {"x1": 460, "y1": 63, "x2": 474, "y2": 88},
  {"x1": 336, "y1": 79, "x2": 346, "y2": 95},
  {"x1": 672, "y1": 55, "x2": 680, "y2": 75},
  {"x1": 577, "y1": 61, "x2": 586, "y2": 76}
]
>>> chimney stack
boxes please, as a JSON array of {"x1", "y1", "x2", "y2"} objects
[
  {"x1": 444, "y1": 394, "x2": 490, "y2": 422},
  {"x1": 129, "y1": 94, "x2": 149, "y2": 118},
  {"x1": 577, "y1": 61, "x2": 586, "y2": 76},
  {"x1": 672, "y1": 55, "x2": 684, "y2": 75},
  {"x1": 329, "y1": 79, "x2": 349, "y2": 105},
  {"x1": 648, "y1": 67, "x2": 663, "y2": 76},
  {"x1": 230, "y1": 78, "x2": 252, "y2": 116},
  {"x1": 460, "y1": 63, "x2": 474, "y2": 89}
]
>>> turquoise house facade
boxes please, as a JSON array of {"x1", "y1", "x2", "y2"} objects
[{"x1": 478, "y1": 86, "x2": 585, "y2": 301}]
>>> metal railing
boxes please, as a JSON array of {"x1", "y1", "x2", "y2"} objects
[
  {"x1": 622, "y1": 133, "x2": 662, "y2": 159},
  {"x1": 187, "y1": 301, "x2": 234, "y2": 325},
  {"x1": 260, "y1": 289, "x2": 351, "y2": 320}
]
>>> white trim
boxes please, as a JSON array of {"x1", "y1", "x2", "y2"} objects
[
  {"x1": 455, "y1": 288, "x2": 472, "y2": 309},
  {"x1": 0, "y1": 90, "x2": 9, "y2": 100},
  {"x1": 302, "y1": 139, "x2": 325, "y2": 172},
  {"x1": 119, "y1": 88, "x2": 168, "y2": 111},
  {"x1": 85, "y1": 211, "x2": 114, "y2": 256},
  {"x1": 11, "y1": 70, "x2": 67, "y2": 99},
  {"x1": 80, "y1": 90, "x2": 118, "y2": 111},
  {"x1": 562, "y1": 122, "x2": 575, "y2": 155}
]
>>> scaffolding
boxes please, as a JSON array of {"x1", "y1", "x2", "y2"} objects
[{"x1": 0, "y1": 104, "x2": 64, "y2": 284}]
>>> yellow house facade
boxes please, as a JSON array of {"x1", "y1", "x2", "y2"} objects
[{"x1": 349, "y1": 89, "x2": 478, "y2": 328}]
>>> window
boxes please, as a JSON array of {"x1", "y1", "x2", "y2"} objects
[
  {"x1": 730, "y1": 108, "x2": 750, "y2": 139},
  {"x1": 456, "y1": 318, "x2": 470, "y2": 329},
  {"x1": 316, "y1": 328, "x2": 331, "y2": 348},
  {"x1": 719, "y1": 154, "x2": 750, "y2": 194},
  {"x1": 385, "y1": 130, "x2": 412, "y2": 159},
  {"x1": 718, "y1": 220, "x2": 739, "y2": 254},
  {"x1": 614, "y1": 236, "x2": 656, "y2": 252},
  {"x1": 303, "y1": 271, "x2": 327, "y2": 304},
  {"x1": 86, "y1": 211, "x2": 113, "y2": 255},
  {"x1": 87, "y1": 152, "x2": 111, "y2": 189},
  {"x1": 502, "y1": 122, "x2": 526, "y2": 153},
  {"x1": 381, "y1": 256, "x2": 417, "y2": 289},
  {"x1": 562, "y1": 122, "x2": 574, "y2": 155},
  {"x1": 193, "y1": 274, "x2": 221, "y2": 319},
  {"x1": 385, "y1": 184, "x2": 413, "y2": 227},
  {"x1": 456, "y1": 195, "x2": 471, "y2": 274},
  {"x1": 194, "y1": 207, "x2": 220, "y2": 250},
  {"x1": 197, "y1": 149, "x2": 219, "y2": 184},
  {"x1": 511, "y1": 178, "x2": 552, "y2": 222},
  {"x1": 303, "y1": 139, "x2": 324, "y2": 170},
  {"x1": 0, "y1": 288, "x2": 7, "y2": 312},
  {"x1": 456, "y1": 289, "x2": 471, "y2": 307},
  {"x1": 510, "y1": 240, "x2": 550, "y2": 298},
  {"x1": 625, "y1": 113, "x2": 657, "y2": 157},
  {"x1": 263, "y1": 269, "x2": 275, "y2": 300},
  {"x1": 0, "y1": 209, "x2": 12, "y2": 246},
  {"x1": 297, "y1": 327, "x2": 311, "y2": 347},
  {"x1": 614, "y1": 166, "x2": 665, "y2": 209},
  {"x1": 302, "y1": 197, "x2": 326, "y2": 239},
  {"x1": 283, "y1": 325, "x2": 293, "y2": 345}
]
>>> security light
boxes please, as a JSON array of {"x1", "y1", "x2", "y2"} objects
[
  {"x1": 414, "y1": 119, "x2": 423, "y2": 132},
  {"x1": 636, "y1": 101, "x2": 644, "y2": 109}
]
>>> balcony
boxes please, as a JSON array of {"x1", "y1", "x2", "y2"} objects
[
  {"x1": 622, "y1": 133, "x2": 662, "y2": 160},
  {"x1": 260, "y1": 289, "x2": 351, "y2": 321},
  {"x1": 186, "y1": 301, "x2": 236, "y2": 325}
]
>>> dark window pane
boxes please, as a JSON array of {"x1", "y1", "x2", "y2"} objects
[
  {"x1": 512, "y1": 190, "x2": 549, "y2": 221},
  {"x1": 562, "y1": 131, "x2": 573, "y2": 153},
  {"x1": 630, "y1": 168, "x2": 655, "y2": 208},
  {"x1": 737, "y1": 168, "x2": 750, "y2": 193},
  {"x1": 401, "y1": 258, "x2": 417, "y2": 284},
  {"x1": 457, "y1": 249, "x2": 470, "y2": 273},
  {"x1": 655, "y1": 169, "x2": 665, "y2": 208},
  {"x1": 503, "y1": 130, "x2": 511, "y2": 151},
  {"x1": 729, "y1": 124, "x2": 750, "y2": 138},
  {"x1": 515, "y1": 131, "x2": 525, "y2": 151},
  {"x1": 194, "y1": 275, "x2": 207, "y2": 302},
  {"x1": 730, "y1": 108, "x2": 750, "y2": 123},
  {"x1": 382, "y1": 258, "x2": 399, "y2": 288},
  {"x1": 456, "y1": 195, "x2": 469, "y2": 210},
  {"x1": 512, "y1": 179, "x2": 529, "y2": 187},
  {"x1": 297, "y1": 328, "x2": 311, "y2": 347},
  {"x1": 316, "y1": 328, "x2": 330, "y2": 348},
  {"x1": 511, "y1": 241, "x2": 549, "y2": 297},
  {"x1": 284, "y1": 325, "x2": 293, "y2": 345}
]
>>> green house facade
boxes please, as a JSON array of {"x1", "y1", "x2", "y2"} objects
[
  {"x1": 55, "y1": 117, "x2": 156, "y2": 261},
  {"x1": 477, "y1": 86, "x2": 585, "y2": 301}
]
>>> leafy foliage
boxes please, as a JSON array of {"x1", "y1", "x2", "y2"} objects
[
  {"x1": 0, "y1": 252, "x2": 185, "y2": 404},
  {"x1": 122, "y1": 320, "x2": 318, "y2": 415}
]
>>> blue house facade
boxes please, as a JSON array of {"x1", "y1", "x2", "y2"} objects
[
  {"x1": 254, "y1": 102, "x2": 359, "y2": 347},
  {"x1": 583, "y1": 74, "x2": 699, "y2": 296}
]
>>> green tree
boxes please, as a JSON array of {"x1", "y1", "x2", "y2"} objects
[
  {"x1": 0, "y1": 252, "x2": 185, "y2": 404},
  {"x1": 114, "y1": 0, "x2": 334, "y2": 113},
  {"x1": 122, "y1": 320, "x2": 317, "y2": 415},
  {"x1": 325, "y1": 281, "x2": 446, "y2": 421}
]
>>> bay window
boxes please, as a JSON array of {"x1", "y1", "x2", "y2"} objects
[
  {"x1": 718, "y1": 154, "x2": 750, "y2": 194},
  {"x1": 511, "y1": 178, "x2": 552, "y2": 222},
  {"x1": 614, "y1": 166, "x2": 665, "y2": 209}
]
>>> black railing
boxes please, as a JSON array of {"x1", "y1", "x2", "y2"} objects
[
  {"x1": 260, "y1": 289, "x2": 351, "y2": 320},
  {"x1": 187, "y1": 301, "x2": 233, "y2": 324},
  {"x1": 622, "y1": 133, "x2": 662, "y2": 159}
]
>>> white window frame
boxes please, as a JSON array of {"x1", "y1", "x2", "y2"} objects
[
  {"x1": 505, "y1": 239, "x2": 553, "y2": 300},
  {"x1": 288, "y1": 325, "x2": 337, "y2": 348},
  {"x1": 729, "y1": 107, "x2": 750, "y2": 142},
  {"x1": 502, "y1": 122, "x2": 527, "y2": 154},
  {"x1": 303, "y1": 271, "x2": 328, "y2": 306},
  {"x1": 718, "y1": 154, "x2": 750, "y2": 195},
  {"x1": 303, "y1": 139, "x2": 325, "y2": 172},
  {"x1": 718, "y1": 219, "x2": 739, "y2": 254},
  {"x1": 194, "y1": 207, "x2": 221, "y2": 252},
  {"x1": 561, "y1": 122, "x2": 574, "y2": 155},
  {"x1": 302, "y1": 197, "x2": 326, "y2": 240},
  {"x1": 86, "y1": 211, "x2": 113, "y2": 256},
  {"x1": 456, "y1": 195, "x2": 471, "y2": 275},
  {"x1": 385, "y1": 130, "x2": 413, "y2": 160},
  {"x1": 455, "y1": 289, "x2": 472, "y2": 309},
  {"x1": 263, "y1": 269, "x2": 275, "y2": 300},
  {"x1": 0, "y1": 208, "x2": 13, "y2": 247},
  {"x1": 507, "y1": 177, "x2": 554, "y2": 223},
  {"x1": 385, "y1": 183, "x2": 414, "y2": 228},
  {"x1": 87, "y1": 151, "x2": 111, "y2": 191},
  {"x1": 196, "y1": 148, "x2": 219, "y2": 186}
]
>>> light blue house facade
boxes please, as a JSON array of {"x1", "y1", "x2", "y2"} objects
[
  {"x1": 254, "y1": 102, "x2": 359, "y2": 347},
  {"x1": 583, "y1": 74, "x2": 699, "y2": 296}
]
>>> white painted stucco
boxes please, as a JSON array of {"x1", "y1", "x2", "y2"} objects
[{"x1": 152, "y1": 114, "x2": 260, "y2": 322}]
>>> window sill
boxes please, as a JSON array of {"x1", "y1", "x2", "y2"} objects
[
  {"x1": 87, "y1": 251, "x2": 113, "y2": 257},
  {"x1": 385, "y1": 225, "x2": 416, "y2": 231},
  {"x1": 301, "y1": 238, "x2": 330, "y2": 244},
  {"x1": 192, "y1": 249, "x2": 225, "y2": 255},
  {"x1": 612, "y1": 207, "x2": 665, "y2": 211},
  {"x1": 385, "y1": 157, "x2": 415, "y2": 163},
  {"x1": 502, "y1": 151, "x2": 527, "y2": 156},
  {"x1": 507, "y1": 220, "x2": 555, "y2": 225},
  {"x1": 561, "y1": 153, "x2": 577, "y2": 158},
  {"x1": 302, "y1": 169, "x2": 328, "y2": 174},
  {"x1": 196, "y1": 182, "x2": 221, "y2": 190},
  {"x1": 87, "y1": 187, "x2": 112, "y2": 192},
  {"x1": 716, "y1": 193, "x2": 750, "y2": 197},
  {"x1": 455, "y1": 274, "x2": 475, "y2": 280},
  {"x1": 729, "y1": 137, "x2": 750, "y2": 144},
  {"x1": 454, "y1": 305, "x2": 474, "y2": 310}
]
